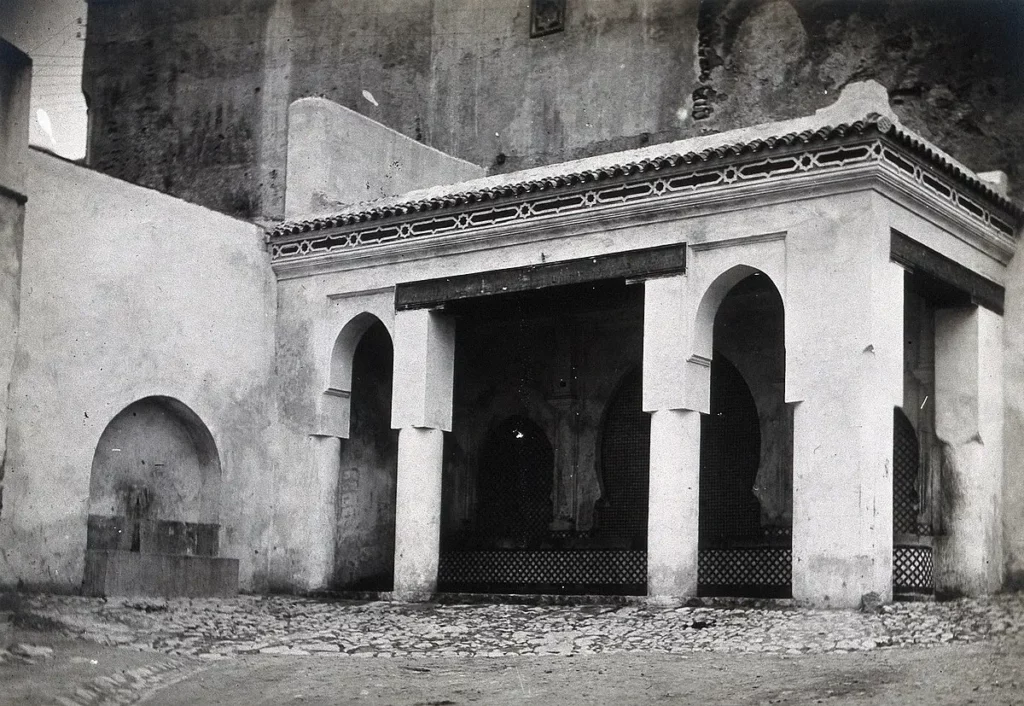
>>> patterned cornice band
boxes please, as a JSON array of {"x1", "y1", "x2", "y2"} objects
[{"x1": 271, "y1": 115, "x2": 1022, "y2": 265}]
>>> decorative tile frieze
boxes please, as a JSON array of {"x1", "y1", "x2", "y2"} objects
[{"x1": 271, "y1": 116, "x2": 1021, "y2": 268}]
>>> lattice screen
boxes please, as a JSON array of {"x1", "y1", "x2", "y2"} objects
[
  {"x1": 598, "y1": 371, "x2": 650, "y2": 544},
  {"x1": 699, "y1": 356, "x2": 763, "y2": 544},
  {"x1": 893, "y1": 545, "x2": 934, "y2": 593},
  {"x1": 438, "y1": 549, "x2": 646, "y2": 594},
  {"x1": 698, "y1": 548, "x2": 792, "y2": 595},
  {"x1": 893, "y1": 408, "x2": 921, "y2": 535}
]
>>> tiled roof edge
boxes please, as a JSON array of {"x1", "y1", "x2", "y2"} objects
[{"x1": 274, "y1": 114, "x2": 1021, "y2": 237}]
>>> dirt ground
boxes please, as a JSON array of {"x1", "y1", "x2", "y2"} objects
[
  {"x1": 3, "y1": 627, "x2": 1023, "y2": 706},
  {"x1": 143, "y1": 642, "x2": 1024, "y2": 706}
]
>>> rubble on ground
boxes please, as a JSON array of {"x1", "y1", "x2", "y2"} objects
[{"x1": 16, "y1": 593, "x2": 1024, "y2": 659}]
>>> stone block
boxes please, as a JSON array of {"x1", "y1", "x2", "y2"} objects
[{"x1": 82, "y1": 551, "x2": 239, "y2": 598}]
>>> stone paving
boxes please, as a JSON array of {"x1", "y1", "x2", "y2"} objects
[{"x1": 19, "y1": 593, "x2": 1024, "y2": 660}]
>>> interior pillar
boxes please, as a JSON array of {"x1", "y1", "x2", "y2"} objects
[
  {"x1": 934, "y1": 306, "x2": 1004, "y2": 595},
  {"x1": 390, "y1": 309, "x2": 455, "y2": 599},
  {"x1": 787, "y1": 200, "x2": 902, "y2": 607},
  {"x1": 643, "y1": 275, "x2": 701, "y2": 600}
]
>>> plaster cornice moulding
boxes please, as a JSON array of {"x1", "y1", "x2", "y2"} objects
[{"x1": 271, "y1": 84, "x2": 1021, "y2": 278}]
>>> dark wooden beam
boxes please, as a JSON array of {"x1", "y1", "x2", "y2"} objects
[
  {"x1": 395, "y1": 243, "x2": 686, "y2": 311},
  {"x1": 891, "y1": 230, "x2": 1004, "y2": 315}
]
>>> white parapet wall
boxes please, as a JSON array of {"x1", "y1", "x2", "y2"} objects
[{"x1": 285, "y1": 97, "x2": 485, "y2": 219}]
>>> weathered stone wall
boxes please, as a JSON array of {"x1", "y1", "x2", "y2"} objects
[
  {"x1": 82, "y1": 0, "x2": 700, "y2": 219},
  {"x1": 0, "y1": 41, "x2": 30, "y2": 535},
  {"x1": 81, "y1": 0, "x2": 1022, "y2": 218},
  {"x1": 695, "y1": 0, "x2": 1024, "y2": 200},
  {"x1": 82, "y1": 0, "x2": 276, "y2": 218},
  {"x1": 0, "y1": 150, "x2": 277, "y2": 591},
  {"x1": 425, "y1": 0, "x2": 699, "y2": 174}
]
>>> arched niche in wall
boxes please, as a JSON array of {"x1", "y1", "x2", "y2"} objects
[
  {"x1": 595, "y1": 368, "x2": 650, "y2": 549},
  {"x1": 695, "y1": 268, "x2": 791, "y2": 597},
  {"x1": 332, "y1": 318, "x2": 399, "y2": 590},
  {"x1": 320, "y1": 312, "x2": 385, "y2": 438},
  {"x1": 87, "y1": 396, "x2": 222, "y2": 557}
]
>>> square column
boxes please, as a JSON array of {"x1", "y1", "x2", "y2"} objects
[
  {"x1": 934, "y1": 306, "x2": 1004, "y2": 595},
  {"x1": 393, "y1": 427, "x2": 445, "y2": 599},
  {"x1": 647, "y1": 409, "x2": 701, "y2": 599},
  {"x1": 786, "y1": 199, "x2": 902, "y2": 607},
  {"x1": 391, "y1": 309, "x2": 455, "y2": 599},
  {"x1": 643, "y1": 275, "x2": 701, "y2": 600}
]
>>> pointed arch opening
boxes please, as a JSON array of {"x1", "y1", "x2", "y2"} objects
[
  {"x1": 321, "y1": 312, "x2": 387, "y2": 438},
  {"x1": 696, "y1": 270, "x2": 792, "y2": 598},
  {"x1": 332, "y1": 318, "x2": 399, "y2": 590}
]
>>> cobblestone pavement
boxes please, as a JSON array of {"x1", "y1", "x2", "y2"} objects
[{"x1": 20, "y1": 593, "x2": 1024, "y2": 660}]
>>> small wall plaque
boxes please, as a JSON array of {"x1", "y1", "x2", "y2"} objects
[{"x1": 531, "y1": 0, "x2": 566, "y2": 37}]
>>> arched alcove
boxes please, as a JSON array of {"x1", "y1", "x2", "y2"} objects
[
  {"x1": 87, "y1": 396, "x2": 222, "y2": 556},
  {"x1": 695, "y1": 270, "x2": 791, "y2": 597},
  {"x1": 596, "y1": 368, "x2": 650, "y2": 548},
  {"x1": 699, "y1": 354, "x2": 762, "y2": 545},
  {"x1": 321, "y1": 312, "x2": 387, "y2": 438},
  {"x1": 332, "y1": 319, "x2": 398, "y2": 590}
]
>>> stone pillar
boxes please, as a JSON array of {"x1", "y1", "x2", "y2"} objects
[
  {"x1": 934, "y1": 306, "x2": 1004, "y2": 595},
  {"x1": 787, "y1": 197, "x2": 902, "y2": 607},
  {"x1": 643, "y1": 275, "x2": 702, "y2": 600},
  {"x1": 390, "y1": 309, "x2": 455, "y2": 599},
  {"x1": 393, "y1": 427, "x2": 445, "y2": 598},
  {"x1": 647, "y1": 409, "x2": 701, "y2": 599}
]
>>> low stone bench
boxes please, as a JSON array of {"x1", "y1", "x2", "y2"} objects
[{"x1": 83, "y1": 551, "x2": 238, "y2": 598}]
